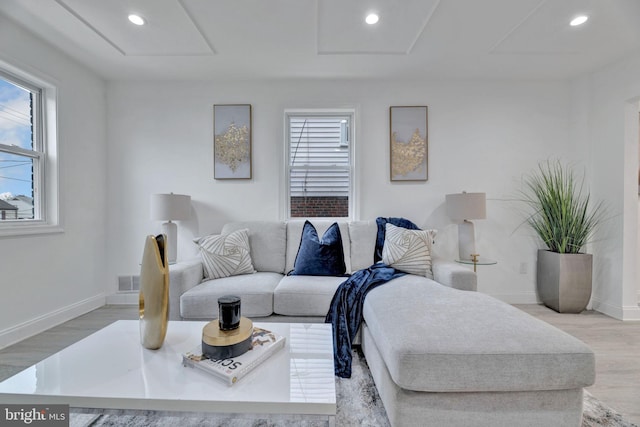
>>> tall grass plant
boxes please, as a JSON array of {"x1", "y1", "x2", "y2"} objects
[{"x1": 523, "y1": 160, "x2": 604, "y2": 254}]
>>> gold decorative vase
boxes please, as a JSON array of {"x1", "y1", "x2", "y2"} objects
[{"x1": 139, "y1": 234, "x2": 170, "y2": 349}]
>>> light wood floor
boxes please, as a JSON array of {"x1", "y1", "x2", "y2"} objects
[
  {"x1": 516, "y1": 304, "x2": 640, "y2": 425},
  {"x1": 0, "y1": 304, "x2": 638, "y2": 424},
  {"x1": 0, "y1": 306, "x2": 138, "y2": 382}
]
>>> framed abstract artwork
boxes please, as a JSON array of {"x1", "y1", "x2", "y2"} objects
[
  {"x1": 389, "y1": 106, "x2": 428, "y2": 181},
  {"x1": 213, "y1": 104, "x2": 252, "y2": 179}
]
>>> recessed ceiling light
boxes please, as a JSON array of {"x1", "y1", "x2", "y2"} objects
[
  {"x1": 365, "y1": 13, "x2": 379, "y2": 25},
  {"x1": 128, "y1": 14, "x2": 145, "y2": 26},
  {"x1": 570, "y1": 15, "x2": 588, "y2": 26}
]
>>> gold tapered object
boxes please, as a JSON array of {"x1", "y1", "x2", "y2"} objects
[{"x1": 139, "y1": 234, "x2": 169, "y2": 349}]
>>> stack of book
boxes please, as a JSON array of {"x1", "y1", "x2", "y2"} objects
[{"x1": 182, "y1": 327, "x2": 286, "y2": 385}]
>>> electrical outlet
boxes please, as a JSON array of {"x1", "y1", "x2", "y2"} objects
[{"x1": 519, "y1": 262, "x2": 528, "y2": 274}]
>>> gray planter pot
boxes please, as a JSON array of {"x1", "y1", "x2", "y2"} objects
[{"x1": 536, "y1": 249, "x2": 592, "y2": 313}]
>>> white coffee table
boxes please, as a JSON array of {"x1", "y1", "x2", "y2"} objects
[{"x1": 0, "y1": 320, "x2": 336, "y2": 423}]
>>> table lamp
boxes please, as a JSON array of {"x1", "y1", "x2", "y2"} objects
[
  {"x1": 150, "y1": 193, "x2": 191, "y2": 264},
  {"x1": 445, "y1": 192, "x2": 486, "y2": 261}
]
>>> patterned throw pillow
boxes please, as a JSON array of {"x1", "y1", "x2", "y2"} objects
[
  {"x1": 382, "y1": 223, "x2": 437, "y2": 279},
  {"x1": 374, "y1": 217, "x2": 420, "y2": 263},
  {"x1": 194, "y1": 228, "x2": 256, "y2": 279}
]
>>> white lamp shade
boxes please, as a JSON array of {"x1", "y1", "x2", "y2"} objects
[
  {"x1": 150, "y1": 193, "x2": 191, "y2": 221},
  {"x1": 445, "y1": 192, "x2": 486, "y2": 221}
]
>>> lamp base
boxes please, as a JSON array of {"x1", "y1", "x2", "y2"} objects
[
  {"x1": 161, "y1": 221, "x2": 177, "y2": 264},
  {"x1": 458, "y1": 220, "x2": 477, "y2": 261}
]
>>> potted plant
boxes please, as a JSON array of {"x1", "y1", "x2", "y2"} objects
[{"x1": 522, "y1": 160, "x2": 604, "y2": 313}]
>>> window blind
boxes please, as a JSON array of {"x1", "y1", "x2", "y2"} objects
[{"x1": 289, "y1": 117, "x2": 349, "y2": 197}]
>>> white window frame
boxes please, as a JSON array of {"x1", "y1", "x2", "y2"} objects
[
  {"x1": 0, "y1": 60, "x2": 60, "y2": 237},
  {"x1": 284, "y1": 108, "x2": 355, "y2": 220}
]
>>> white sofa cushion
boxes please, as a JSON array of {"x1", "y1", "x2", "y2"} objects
[
  {"x1": 180, "y1": 272, "x2": 282, "y2": 319},
  {"x1": 285, "y1": 220, "x2": 351, "y2": 273},
  {"x1": 221, "y1": 221, "x2": 286, "y2": 273},
  {"x1": 360, "y1": 323, "x2": 586, "y2": 427},
  {"x1": 363, "y1": 276, "x2": 595, "y2": 392},
  {"x1": 348, "y1": 221, "x2": 377, "y2": 271},
  {"x1": 274, "y1": 275, "x2": 345, "y2": 316}
]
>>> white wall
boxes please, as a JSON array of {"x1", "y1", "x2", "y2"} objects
[
  {"x1": 0, "y1": 16, "x2": 107, "y2": 347},
  {"x1": 4, "y1": 11, "x2": 636, "y2": 343},
  {"x1": 571, "y1": 51, "x2": 640, "y2": 320},
  {"x1": 1, "y1": 7, "x2": 637, "y2": 352},
  {"x1": 4, "y1": 13, "x2": 636, "y2": 344},
  {"x1": 106, "y1": 78, "x2": 575, "y2": 304}
]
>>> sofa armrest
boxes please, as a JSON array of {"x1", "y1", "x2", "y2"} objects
[
  {"x1": 168, "y1": 258, "x2": 204, "y2": 320},
  {"x1": 432, "y1": 258, "x2": 477, "y2": 291}
]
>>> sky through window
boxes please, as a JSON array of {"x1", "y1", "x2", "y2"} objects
[{"x1": 0, "y1": 78, "x2": 33, "y2": 200}]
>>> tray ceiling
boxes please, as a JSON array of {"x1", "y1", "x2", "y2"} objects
[{"x1": 0, "y1": 0, "x2": 639, "y2": 80}]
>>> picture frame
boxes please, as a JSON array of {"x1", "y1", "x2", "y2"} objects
[
  {"x1": 389, "y1": 106, "x2": 428, "y2": 181},
  {"x1": 214, "y1": 104, "x2": 252, "y2": 179}
]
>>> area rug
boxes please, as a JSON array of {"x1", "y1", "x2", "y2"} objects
[{"x1": 70, "y1": 349, "x2": 637, "y2": 427}]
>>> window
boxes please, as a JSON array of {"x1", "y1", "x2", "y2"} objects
[
  {"x1": 0, "y1": 63, "x2": 59, "y2": 235},
  {"x1": 285, "y1": 110, "x2": 354, "y2": 219}
]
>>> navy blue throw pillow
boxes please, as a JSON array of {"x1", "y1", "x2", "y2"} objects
[
  {"x1": 374, "y1": 217, "x2": 420, "y2": 263},
  {"x1": 291, "y1": 221, "x2": 346, "y2": 276}
]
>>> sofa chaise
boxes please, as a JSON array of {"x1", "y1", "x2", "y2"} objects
[{"x1": 169, "y1": 219, "x2": 595, "y2": 426}]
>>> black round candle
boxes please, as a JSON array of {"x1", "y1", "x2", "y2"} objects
[{"x1": 218, "y1": 295, "x2": 241, "y2": 331}]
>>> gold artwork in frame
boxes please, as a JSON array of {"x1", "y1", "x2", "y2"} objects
[
  {"x1": 214, "y1": 104, "x2": 252, "y2": 179},
  {"x1": 389, "y1": 106, "x2": 428, "y2": 181}
]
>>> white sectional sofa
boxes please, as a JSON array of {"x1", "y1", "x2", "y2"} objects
[
  {"x1": 170, "y1": 219, "x2": 475, "y2": 321},
  {"x1": 169, "y1": 219, "x2": 595, "y2": 427}
]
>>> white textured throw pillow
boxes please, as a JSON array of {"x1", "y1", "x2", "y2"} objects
[
  {"x1": 382, "y1": 223, "x2": 436, "y2": 279},
  {"x1": 194, "y1": 228, "x2": 256, "y2": 279}
]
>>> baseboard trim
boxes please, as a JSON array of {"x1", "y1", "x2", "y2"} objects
[
  {"x1": 106, "y1": 292, "x2": 138, "y2": 305},
  {"x1": 489, "y1": 292, "x2": 539, "y2": 304},
  {"x1": 591, "y1": 298, "x2": 640, "y2": 321},
  {"x1": 620, "y1": 303, "x2": 640, "y2": 320},
  {"x1": 0, "y1": 294, "x2": 105, "y2": 350}
]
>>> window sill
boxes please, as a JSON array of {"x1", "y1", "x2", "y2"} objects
[{"x1": 0, "y1": 222, "x2": 64, "y2": 238}]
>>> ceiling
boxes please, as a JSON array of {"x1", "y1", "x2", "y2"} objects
[{"x1": 1, "y1": 0, "x2": 639, "y2": 81}]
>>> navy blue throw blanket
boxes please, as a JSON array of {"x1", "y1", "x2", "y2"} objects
[{"x1": 325, "y1": 263, "x2": 405, "y2": 378}]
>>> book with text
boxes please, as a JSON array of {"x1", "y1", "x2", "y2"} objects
[{"x1": 182, "y1": 327, "x2": 286, "y2": 385}]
